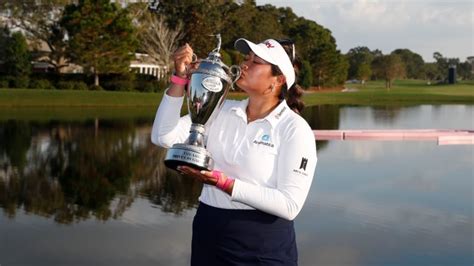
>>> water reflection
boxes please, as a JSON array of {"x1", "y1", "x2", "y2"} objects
[
  {"x1": 302, "y1": 105, "x2": 340, "y2": 151},
  {"x1": 0, "y1": 104, "x2": 472, "y2": 265},
  {"x1": 0, "y1": 120, "x2": 201, "y2": 224},
  {"x1": 370, "y1": 105, "x2": 403, "y2": 123},
  {"x1": 0, "y1": 106, "x2": 341, "y2": 224}
]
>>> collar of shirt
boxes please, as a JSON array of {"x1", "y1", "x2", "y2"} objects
[{"x1": 230, "y1": 98, "x2": 290, "y2": 128}]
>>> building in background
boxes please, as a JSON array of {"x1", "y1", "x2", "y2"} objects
[{"x1": 130, "y1": 53, "x2": 168, "y2": 80}]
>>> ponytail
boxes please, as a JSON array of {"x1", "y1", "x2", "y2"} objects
[
  {"x1": 286, "y1": 84, "x2": 305, "y2": 114},
  {"x1": 273, "y1": 38, "x2": 305, "y2": 114}
]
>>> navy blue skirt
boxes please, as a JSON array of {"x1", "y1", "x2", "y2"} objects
[{"x1": 191, "y1": 202, "x2": 298, "y2": 266}]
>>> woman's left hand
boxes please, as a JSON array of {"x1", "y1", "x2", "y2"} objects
[
  {"x1": 178, "y1": 166, "x2": 234, "y2": 195},
  {"x1": 177, "y1": 165, "x2": 218, "y2": 186}
]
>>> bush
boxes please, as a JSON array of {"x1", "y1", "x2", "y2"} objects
[
  {"x1": 56, "y1": 80, "x2": 89, "y2": 90},
  {"x1": 73, "y1": 81, "x2": 88, "y2": 90},
  {"x1": 29, "y1": 79, "x2": 55, "y2": 90},
  {"x1": 89, "y1": 84, "x2": 103, "y2": 91},
  {"x1": 135, "y1": 80, "x2": 163, "y2": 92},
  {"x1": 56, "y1": 81, "x2": 76, "y2": 90},
  {"x1": 102, "y1": 79, "x2": 134, "y2": 91},
  {"x1": 141, "y1": 82, "x2": 156, "y2": 93},
  {"x1": 0, "y1": 77, "x2": 11, "y2": 88},
  {"x1": 12, "y1": 76, "x2": 29, "y2": 88},
  {"x1": 156, "y1": 78, "x2": 169, "y2": 91}
]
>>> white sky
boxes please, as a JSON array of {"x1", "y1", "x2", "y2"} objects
[{"x1": 256, "y1": 0, "x2": 473, "y2": 62}]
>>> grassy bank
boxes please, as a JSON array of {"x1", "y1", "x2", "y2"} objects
[
  {"x1": 0, "y1": 89, "x2": 163, "y2": 107},
  {"x1": 0, "y1": 80, "x2": 472, "y2": 120},
  {"x1": 303, "y1": 80, "x2": 474, "y2": 106},
  {"x1": 0, "y1": 89, "x2": 165, "y2": 120}
]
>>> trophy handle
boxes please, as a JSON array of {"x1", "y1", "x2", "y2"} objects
[
  {"x1": 191, "y1": 53, "x2": 198, "y2": 63},
  {"x1": 185, "y1": 54, "x2": 200, "y2": 76},
  {"x1": 229, "y1": 65, "x2": 241, "y2": 90}
]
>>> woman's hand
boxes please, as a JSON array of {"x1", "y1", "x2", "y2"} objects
[
  {"x1": 173, "y1": 43, "x2": 194, "y2": 78},
  {"x1": 177, "y1": 165, "x2": 218, "y2": 185},
  {"x1": 177, "y1": 166, "x2": 234, "y2": 195}
]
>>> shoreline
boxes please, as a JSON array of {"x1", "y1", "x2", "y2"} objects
[{"x1": 1, "y1": 80, "x2": 473, "y2": 110}]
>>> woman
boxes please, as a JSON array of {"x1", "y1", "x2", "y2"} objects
[{"x1": 151, "y1": 38, "x2": 317, "y2": 265}]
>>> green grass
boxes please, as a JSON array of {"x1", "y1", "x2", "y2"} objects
[
  {"x1": 302, "y1": 80, "x2": 474, "y2": 106},
  {"x1": 0, "y1": 89, "x2": 164, "y2": 121},
  {"x1": 0, "y1": 89, "x2": 163, "y2": 107},
  {"x1": 0, "y1": 106, "x2": 157, "y2": 121},
  {"x1": 0, "y1": 79, "x2": 472, "y2": 120}
]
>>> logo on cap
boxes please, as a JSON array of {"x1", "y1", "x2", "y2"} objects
[{"x1": 264, "y1": 41, "x2": 275, "y2": 48}]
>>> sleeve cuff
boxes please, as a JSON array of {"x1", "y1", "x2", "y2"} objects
[{"x1": 230, "y1": 178, "x2": 246, "y2": 202}]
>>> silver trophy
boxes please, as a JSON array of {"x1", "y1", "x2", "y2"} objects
[{"x1": 164, "y1": 34, "x2": 240, "y2": 171}]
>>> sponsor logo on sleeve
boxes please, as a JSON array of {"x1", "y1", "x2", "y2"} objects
[
  {"x1": 293, "y1": 157, "x2": 309, "y2": 176},
  {"x1": 300, "y1": 157, "x2": 308, "y2": 170}
]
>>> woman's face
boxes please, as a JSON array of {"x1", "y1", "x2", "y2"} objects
[{"x1": 236, "y1": 52, "x2": 276, "y2": 94}]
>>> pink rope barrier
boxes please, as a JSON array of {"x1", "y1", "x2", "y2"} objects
[{"x1": 313, "y1": 129, "x2": 474, "y2": 145}]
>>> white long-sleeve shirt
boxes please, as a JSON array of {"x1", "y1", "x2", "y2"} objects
[{"x1": 151, "y1": 91, "x2": 317, "y2": 220}]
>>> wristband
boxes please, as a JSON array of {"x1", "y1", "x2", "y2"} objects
[
  {"x1": 211, "y1": 170, "x2": 224, "y2": 186},
  {"x1": 211, "y1": 170, "x2": 232, "y2": 191},
  {"x1": 221, "y1": 178, "x2": 234, "y2": 192},
  {"x1": 170, "y1": 74, "x2": 189, "y2": 86}
]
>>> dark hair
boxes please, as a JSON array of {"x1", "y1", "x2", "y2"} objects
[{"x1": 271, "y1": 39, "x2": 305, "y2": 114}]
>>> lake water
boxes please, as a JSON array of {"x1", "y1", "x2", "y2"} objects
[{"x1": 0, "y1": 104, "x2": 472, "y2": 266}]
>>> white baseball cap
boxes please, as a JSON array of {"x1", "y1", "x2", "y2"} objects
[{"x1": 234, "y1": 38, "x2": 295, "y2": 89}]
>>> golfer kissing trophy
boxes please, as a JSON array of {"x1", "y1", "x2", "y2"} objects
[{"x1": 164, "y1": 34, "x2": 240, "y2": 171}]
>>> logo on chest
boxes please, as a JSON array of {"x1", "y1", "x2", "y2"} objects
[{"x1": 253, "y1": 134, "x2": 274, "y2": 148}]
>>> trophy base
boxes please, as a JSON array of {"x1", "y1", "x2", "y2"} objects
[{"x1": 164, "y1": 143, "x2": 214, "y2": 171}]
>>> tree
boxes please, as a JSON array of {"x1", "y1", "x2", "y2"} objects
[
  {"x1": 4, "y1": 32, "x2": 31, "y2": 87},
  {"x1": 356, "y1": 63, "x2": 372, "y2": 84},
  {"x1": 392, "y1": 49, "x2": 425, "y2": 79},
  {"x1": 0, "y1": 0, "x2": 72, "y2": 73},
  {"x1": 149, "y1": 1, "x2": 348, "y2": 87},
  {"x1": 152, "y1": 0, "x2": 228, "y2": 57},
  {"x1": 220, "y1": 1, "x2": 260, "y2": 49},
  {"x1": 299, "y1": 60, "x2": 313, "y2": 89},
  {"x1": 372, "y1": 54, "x2": 405, "y2": 89},
  {"x1": 433, "y1": 51, "x2": 449, "y2": 80},
  {"x1": 457, "y1": 60, "x2": 474, "y2": 80},
  {"x1": 45, "y1": 22, "x2": 70, "y2": 73},
  {"x1": 310, "y1": 42, "x2": 348, "y2": 88},
  {"x1": 61, "y1": 0, "x2": 138, "y2": 87},
  {"x1": 346, "y1": 46, "x2": 374, "y2": 80},
  {"x1": 136, "y1": 11, "x2": 184, "y2": 69},
  {"x1": 0, "y1": 26, "x2": 10, "y2": 63},
  {"x1": 424, "y1": 63, "x2": 439, "y2": 82},
  {"x1": 285, "y1": 17, "x2": 348, "y2": 88},
  {"x1": 432, "y1": 52, "x2": 467, "y2": 82},
  {"x1": 220, "y1": 2, "x2": 286, "y2": 61}
]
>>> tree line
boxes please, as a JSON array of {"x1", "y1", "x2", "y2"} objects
[
  {"x1": 346, "y1": 47, "x2": 473, "y2": 89},
  {"x1": 0, "y1": 0, "x2": 472, "y2": 91}
]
